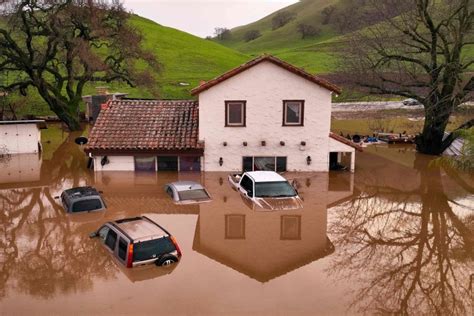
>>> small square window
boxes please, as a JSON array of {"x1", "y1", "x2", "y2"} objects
[
  {"x1": 225, "y1": 215, "x2": 246, "y2": 239},
  {"x1": 280, "y1": 215, "x2": 301, "y2": 240},
  {"x1": 225, "y1": 101, "x2": 246, "y2": 126},
  {"x1": 283, "y1": 100, "x2": 304, "y2": 126}
]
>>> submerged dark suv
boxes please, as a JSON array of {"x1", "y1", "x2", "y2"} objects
[
  {"x1": 59, "y1": 186, "x2": 106, "y2": 213},
  {"x1": 90, "y1": 216, "x2": 182, "y2": 267}
]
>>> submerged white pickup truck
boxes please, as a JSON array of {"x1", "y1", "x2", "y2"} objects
[{"x1": 228, "y1": 171, "x2": 303, "y2": 210}]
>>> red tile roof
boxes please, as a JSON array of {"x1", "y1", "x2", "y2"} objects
[
  {"x1": 191, "y1": 54, "x2": 342, "y2": 95},
  {"x1": 329, "y1": 132, "x2": 363, "y2": 152},
  {"x1": 85, "y1": 100, "x2": 203, "y2": 154}
]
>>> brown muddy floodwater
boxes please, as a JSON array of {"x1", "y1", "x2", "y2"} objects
[{"x1": 1, "y1": 125, "x2": 473, "y2": 315}]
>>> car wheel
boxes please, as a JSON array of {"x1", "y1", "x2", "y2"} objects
[{"x1": 156, "y1": 254, "x2": 178, "y2": 266}]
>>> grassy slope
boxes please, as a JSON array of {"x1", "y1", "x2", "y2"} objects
[
  {"x1": 218, "y1": 0, "x2": 340, "y2": 73},
  {"x1": 10, "y1": 15, "x2": 249, "y2": 116},
  {"x1": 220, "y1": 0, "x2": 474, "y2": 76}
]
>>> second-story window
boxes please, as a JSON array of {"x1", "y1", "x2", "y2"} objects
[
  {"x1": 283, "y1": 100, "x2": 304, "y2": 126},
  {"x1": 225, "y1": 100, "x2": 246, "y2": 127}
]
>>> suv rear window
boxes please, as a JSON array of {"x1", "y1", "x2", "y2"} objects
[
  {"x1": 72, "y1": 198, "x2": 103, "y2": 212},
  {"x1": 133, "y1": 237, "x2": 176, "y2": 262}
]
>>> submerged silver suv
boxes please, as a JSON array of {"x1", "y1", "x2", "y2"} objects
[{"x1": 90, "y1": 216, "x2": 182, "y2": 267}]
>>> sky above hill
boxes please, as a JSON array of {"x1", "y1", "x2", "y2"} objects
[{"x1": 123, "y1": 0, "x2": 298, "y2": 38}]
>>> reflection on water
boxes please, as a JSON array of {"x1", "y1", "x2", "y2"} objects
[{"x1": 0, "y1": 125, "x2": 472, "y2": 315}]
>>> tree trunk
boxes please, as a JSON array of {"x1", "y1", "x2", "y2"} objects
[
  {"x1": 56, "y1": 109, "x2": 82, "y2": 131},
  {"x1": 415, "y1": 104, "x2": 452, "y2": 155},
  {"x1": 36, "y1": 83, "x2": 82, "y2": 131}
]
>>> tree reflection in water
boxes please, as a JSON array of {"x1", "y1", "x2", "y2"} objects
[
  {"x1": 328, "y1": 155, "x2": 473, "y2": 315},
  {"x1": 0, "y1": 130, "x2": 117, "y2": 299}
]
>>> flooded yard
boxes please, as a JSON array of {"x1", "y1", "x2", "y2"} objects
[{"x1": 1, "y1": 126, "x2": 473, "y2": 315}]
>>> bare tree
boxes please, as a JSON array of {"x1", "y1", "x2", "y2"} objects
[
  {"x1": 271, "y1": 11, "x2": 296, "y2": 30},
  {"x1": 0, "y1": 0, "x2": 159, "y2": 131},
  {"x1": 327, "y1": 157, "x2": 474, "y2": 314},
  {"x1": 338, "y1": 0, "x2": 473, "y2": 155}
]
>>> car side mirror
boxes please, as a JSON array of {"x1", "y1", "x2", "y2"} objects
[{"x1": 89, "y1": 231, "x2": 99, "y2": 238}]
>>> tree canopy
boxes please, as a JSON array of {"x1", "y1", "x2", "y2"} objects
[{"x1": 0, "y1": 0, "x2": 158, "y2": 130}]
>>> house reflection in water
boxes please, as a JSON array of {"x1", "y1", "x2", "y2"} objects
[
  {"x1": 192, "y1": 172, "x2": 353, "y2": 282},
  {"x1": 0, "y1": 154, "x2": 42, "y2": 186},
  {"x1": 92, "y1": 170, "x2": 354, "y2": 283}
]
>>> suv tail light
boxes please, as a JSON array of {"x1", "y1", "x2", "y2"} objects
[
  {"x1": 170, "y1": 236, "x2": 182, "y2": 257},
  {"x1": 126, "y1": 243, "x2": 134, "y2": 268}
]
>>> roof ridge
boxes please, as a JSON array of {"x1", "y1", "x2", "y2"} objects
[{"x1": 191, "y1": 54, "x2": 341, "y2": 95}]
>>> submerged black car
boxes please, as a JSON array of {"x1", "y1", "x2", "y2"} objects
[{"x1": 59, "y1": 186, "x2": 106, "y2": 213}]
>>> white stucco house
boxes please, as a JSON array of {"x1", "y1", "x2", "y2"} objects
[
  {"x1": 0, "y1": 120, "x2": 47, "y2": 154},
  {"x1": 85, "y1": 55, "x2": 361, "y2": 173}
]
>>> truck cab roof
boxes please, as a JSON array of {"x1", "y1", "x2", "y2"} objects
[{"x1": 245, "y1": 171, "x2": 287, "y2": 182}]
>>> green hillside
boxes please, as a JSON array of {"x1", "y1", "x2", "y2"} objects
[
  {"x1": 9, "y1": 15, "x2": 249, "y2": 117},
  {"x1": 217, "y1": 0, "x2": 340, "y2": 73}
]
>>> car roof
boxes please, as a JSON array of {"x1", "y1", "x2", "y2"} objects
[
  {"x1": 168, "y1": 181, "x2": 205, "y2": 191},
  {"x1": 114, "y1": 217, "x2": 168, "y2": 241},
  {"x1": 63, "y1": 186, "x2": 101, "y2": 202},
  {"x1": 245, "y1": 171, "x2": 287, "y2": 182}
]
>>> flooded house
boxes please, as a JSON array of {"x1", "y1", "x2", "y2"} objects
[
  {"x1": 85, "y1": 55, "x2": 361, "y2": 173},
  {"x1": 0, "y1": 120, "x2": 47, "y2": 154}
]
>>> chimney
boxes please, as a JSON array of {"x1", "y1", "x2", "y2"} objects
[{"x1": 96, "y1": 86, "x2": 109, "y2": 95}]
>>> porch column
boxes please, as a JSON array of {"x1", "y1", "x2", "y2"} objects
[{"x1": 350, "y1": 152, "x2": 355, "y2": 173}]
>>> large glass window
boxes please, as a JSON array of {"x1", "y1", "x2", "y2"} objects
[
  {"x1": 134, "y1": 156, "x2": 156, "y2": 172},
  {"x1": 179, "y1": 156, "x2": 201, "y2": 171},
  {"x1": 242, "y1": 156, "x2": 253, "y2": 172},
  {"x1": 225, "y1": 101, "x2": 246, "y2": 126},
  {"x1": 254, "y1": 157, "x2": 276, "y2": 171},
  {"x1": 283, "y1": 100, "x2": 304, "y2": 126},
  {"x1": 276, "y1": 157, "x2": 287, "y2": 172},
  {"x1": 242, "y1": 157, "x2": 287, "y2": 172},
  {"x1": 157, "y1": 156, "x2": 178, "y2": 171}
]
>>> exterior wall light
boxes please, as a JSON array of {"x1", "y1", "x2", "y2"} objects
[
  {"x1": 219, "y1": 157, "x2": 224, "y2": 166},
  {"x1": 261, "y1": 140, "x2": 266, "y2": 146},
  {"x1": 223, "y1": 141, "x2": 227, "y2": 146},
  {"x1": 243, "y1": 141, "x2": 248, "y2": 146},
  {"x1": 301, "y1": 141, "x2": 306, "y2": 146},
  {"x1": 280, "y1": 141, "x2": 285, "y2": 146},
  {"x1": 306, "y1": 156, "x2": 312, "y2": 165}
]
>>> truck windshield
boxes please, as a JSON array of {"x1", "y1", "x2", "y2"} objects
[
  {"x1": 177, "y1": 189, "x2": 210, "y2": 201},
  {"x1": 254, "y1": 181, "x2": 296, "y2": 198}
]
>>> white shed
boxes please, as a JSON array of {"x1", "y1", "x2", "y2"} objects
[{"x1": 0, "y1": 120, "x2": 47, "y2": 154}]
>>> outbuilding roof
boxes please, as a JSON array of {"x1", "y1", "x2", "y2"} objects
[
  {"x1": 191, "y1": 54, "x2": 342, "y2": 95},
  {"x1": 85, "y1": 99, "x2": 203, "y2": 154},
  {"x1": 329, "y1": 132, "x2": 364, "y2": 152}
]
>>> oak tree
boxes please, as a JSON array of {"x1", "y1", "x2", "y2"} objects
[{"x1": 0, "y1": 0, "x2": 158, "y2": 130}]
